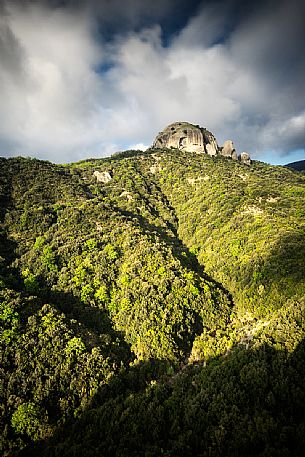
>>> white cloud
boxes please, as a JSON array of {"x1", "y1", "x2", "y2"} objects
[
  {"x1": 128, "y1": 143, "x2": 149, "y2": 151},
  {"x1": 0, "y1": 3, "x2": 109, "y2": 161},
  {"x1": 0, "y1": 0, "x2": 304, "y2": 163}
]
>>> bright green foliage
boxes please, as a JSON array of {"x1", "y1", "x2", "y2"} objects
[
  {"x1": 103, "y1": 243, "x2": 119, "y2": 260},
  {"x1": 0, "y1": 304, "x2": 19, "y2": 324},
  {"x1": 34, "y1": 236, "x2": 46, "y2": 250},
  {"x1": 85, "y1": 238, "x2": 98, "y2": 251},
  {"x1": 65, "y1": 337, "x2": 86, "y2": 357},
  {"x1": 41, "y1": 245, "x2": 57, "y2": 272},
  {"x1": 22, "y1": 268, "x2": 39, "y2": 293},
  {"x1": 151, "y1": 152, "x2": 305, "y2": 317},
  {"x1": 11, "y1": 402, "x2": 43, "y2": 440},
  {"x1": 0, "y1": 298, "x2": 20, "y2": 344}
]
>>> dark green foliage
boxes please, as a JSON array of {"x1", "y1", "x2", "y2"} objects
[
  {"x1": 0, "y1": 150, "x2": 305, "y2": 456},
  {"x1": 285, "y1": 160, "x2": 305, "y2": 171},
  {"x1": 29, "y1": 338, "x2": 305, "y2": 457}
]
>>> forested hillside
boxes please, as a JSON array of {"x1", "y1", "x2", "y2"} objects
[
  {"x1": 1, "y1": 150, "x2": 305, "y2": 456},
  {"x1": 285, "y1": 160, "x2": 305, "y2": 172}
]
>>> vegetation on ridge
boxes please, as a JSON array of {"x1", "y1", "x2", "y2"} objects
[{"x1": 1, "y1": 149, "x2": 305, "y2": 456}]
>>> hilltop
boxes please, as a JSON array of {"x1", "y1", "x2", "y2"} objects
[
  {"x1": 1, "y1": 146, "x2": 305, "y2": 456},
  {"x1": 152, "y1": 121, "x2": 251, "y2": 164},
  {"x1": 285, "y1": 159, "x2": 305, "y2": 171}
]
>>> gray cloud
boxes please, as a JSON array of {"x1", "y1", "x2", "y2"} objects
[
  {"x1": 0, "y1": 19, "x2": 25, "y2": 80},
  {"x1": 0, "y1": 0, "x2": 304, "y2": 163}
]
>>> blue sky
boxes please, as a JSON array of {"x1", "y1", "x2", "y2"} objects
[{"x1": 0, "y1": 0, "x2": 304, "y2": 164}]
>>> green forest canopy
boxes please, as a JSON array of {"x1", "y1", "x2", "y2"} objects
[{"x1": 1, "y1": 149, "x2": 305, "y2": 456}]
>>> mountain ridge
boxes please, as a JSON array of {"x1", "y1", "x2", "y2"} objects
[
  {"x1": 285, "y1": 159, "x2": 305, "y2": 171},
  {"x1": 1, "y1": 148, "x2": 305, "y2": 456}
]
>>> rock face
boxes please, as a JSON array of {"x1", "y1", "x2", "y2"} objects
[
  {"x1": 93, "y1": 171, "x2": 112, "y2": 183},
  {"x1": 152, "y1": 121, "x2": 251, "y2": 164},
  {"x1": 152, "y1": 122, "x2": 218, "y2": 155},
  {"x1": 221, "y1": 140, "x2": 236, "y2": 158},
  {"x1": 239, "y1": 152, "x2": 251, "y2": 166}
]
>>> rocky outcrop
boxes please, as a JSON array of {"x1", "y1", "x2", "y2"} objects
[
  {"x1": 239, "y1": 152, "x2": 251, "y2": 165},
  {"x1": 152, "y1": 121, "x2": 251, "y2": 164},
  {"x1": 221, "y1": 140, "x2": 235, "y2": 158},
  {"x1": 93, "y1": 170, "x2": 112, "y2": 183},
  {"x1": 152, "y1": 122, "x2": 218, "y2": 155}
]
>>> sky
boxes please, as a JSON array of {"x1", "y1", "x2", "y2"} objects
[{"x1": 0, "y1": 0, "x2": 305, "y2": 165}]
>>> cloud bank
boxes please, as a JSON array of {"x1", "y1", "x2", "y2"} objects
[{"x1": 0, "y1": 0, "x2": 304, "y2": 163}]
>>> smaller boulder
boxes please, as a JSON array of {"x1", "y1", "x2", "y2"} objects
[
  {"x1": 221, "y1": 140, "x2": 236, "y2": 159},
  {"x1": 232, "y1": 150, "x2": 238, "y2": 161},
  {"x1": 93, "y1": 170, "x2": 112, "y2": 183},
  {"x1": 239, "y1": 152, "x2": 251, "y2": 165}
]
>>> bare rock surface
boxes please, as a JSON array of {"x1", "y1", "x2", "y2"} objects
[
  {"x1": 239, "y1": 152, "x2": 251, "y2": 165},
  {"x1": 221, "y1": 140, "x2": 236, "y2": 159},
  {"x1": 93, "y1": 170, "x2": 112, "y2": 183},
  {"x1": 152, "y1": 122, "x2": 218, "y2": 156},
  {"x1": 152, "y1": 121, "x2": 251, "y2": 164}
]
